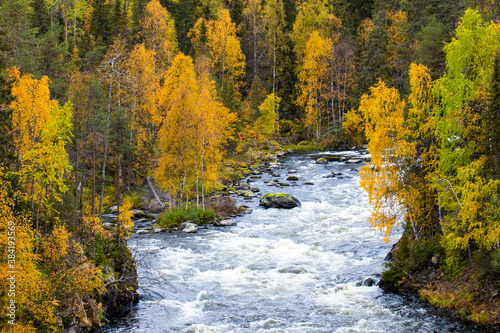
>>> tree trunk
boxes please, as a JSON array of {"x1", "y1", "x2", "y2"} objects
[
  {"x1": 146, "y1": 176, "x2": 164, "y2": 208},
  {"x1": 273, "y1": 32, "x2": 278, "y2": 136},
  {"x1": 64, "y1": 0, "x2": 68, "y2": 42},
  {"x1": 99, "y1": 56, "x2": 118, "y2": 217},
  {"x1": 75, "y1": 133, "x2": 79, "y2": 212},
  {"x1": 92, "y1": 127, "x2": 96, "y2": 217},
  {"x1": 73, "y1": 0, "x2": 77, "y2": 40}
]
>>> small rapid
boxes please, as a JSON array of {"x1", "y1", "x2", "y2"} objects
[{"x1": 104, "y1": 151, "x2": 489, "y2": 332}]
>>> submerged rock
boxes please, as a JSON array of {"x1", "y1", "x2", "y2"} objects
[
  {"x1": 259, "y1": 193, "x2": 301, "y2": 209},
  {"x1": 324, "y1": 172, "x2": 342, "y2": 178},
  {"x1": 286, "y1": 176, "x2": 298, "y2": 181}
]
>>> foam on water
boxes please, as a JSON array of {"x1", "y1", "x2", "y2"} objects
[{"x1": 104, "y1": 151, "x2": 490, "y2": 333}]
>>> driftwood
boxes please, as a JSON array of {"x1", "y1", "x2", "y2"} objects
[{"x1": 146, "y1": 176, "x2": 165, "y2": 208}]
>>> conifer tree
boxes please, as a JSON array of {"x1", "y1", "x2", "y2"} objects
[
  {"x1": 486, "y1": 49, "x2": 500, "y2": 178},
  {"x1": 89, "y1": 0, "x2": 112, "y2": 45}
]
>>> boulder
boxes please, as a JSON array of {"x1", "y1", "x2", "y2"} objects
[
  {"x1": 259, "y1": 193, "x2": 301, "y2": 209},
  {"x1": 180, "y1": 222, "x2": 198, "y2": 233},
  {"x1": 346, "y1": 159, "x2": 362, "y2": 163},
  {"x1": 303, "y1": 182, "x2": 314, "y2": 186},
  {"x1": 240, "y1": 207, "x2": 253, "y2": 214},
  {"x1": 108, "y1": 205, "x2": 118, "y2": 214},
  {"x1": 239, "y1": 183, "x2": 250, "y2": 190},
  {"x1": 286, "y1": 176, "x2": 298, "y2": 181},
  {"x1": 267, "y1": 180, "x2": 277, "y2": 186},
  {"x1": 136, "y1": 229, "x2": 150, "y2": 234},
  {"x1": 243, "y1": 191, "x2": 256, "y2": 198},
  {"x1": 324, "y1": 172, "x2": 342, "y2": 178},
  {"x1": 153, "y1": 228, "x2": 164, "y2": 233},
  {"x1": 250, "y1": 187, "x2": 260, "y2": 193},
  {"x1": 214, "y1": 219, "x2": 235, "y2": 227},
  {"x1": 316, "y1": 157, "x2": 328, "y2": 164},
  {"x1": 289, "y1": 170, "x2": 297, "y2": 174},
  {"x1": 132, "y1": 209, "x2": 146, "y2": 219},
  {"x1": 279, "y1": 182, "x2": 290, "y2": 186}
]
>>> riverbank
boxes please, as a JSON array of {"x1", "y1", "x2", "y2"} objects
[
  {"x1": 381, "y1": 231, "x2": 500, "y2": 330},
  {"x1": 103, "y1": 149, "x2": 489, "y2": 332}
]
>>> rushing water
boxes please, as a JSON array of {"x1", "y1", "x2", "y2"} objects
[{"x1": 104, "y1": 151, "x2": 491, "y2": 333}]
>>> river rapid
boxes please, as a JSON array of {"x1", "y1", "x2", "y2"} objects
[{"x1": 104, "y1": 150, "x2": 490, "y2": 333}]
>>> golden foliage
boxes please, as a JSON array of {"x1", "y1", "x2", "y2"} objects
[
  {"x1": 297, "y1": 31, "x2": 331, "y2": 139},
  {"x1": 357, "y1": 18, "x2": 374, "y2": 51},
  {"x1": 140, "y1": 0, "x2": 178, "y2": 68},
  {"x1": 343, "y1": 110, "x2": 364, "y2": 146},
  {"x1": 155, "y1": 53, "x2": 235, "y2": 204},
  {"x1": 359, "y1": 80, "x2": 414, "y2": 241},
  {"x1": 206, "y1": 9, "x2": 246, "y2": 87},
  {"x1": 9, "y1": 68, "x2": 73, "y2": 222},
  {"x1": 118, "y1": 197, "x2": 134, "y2": 241}
]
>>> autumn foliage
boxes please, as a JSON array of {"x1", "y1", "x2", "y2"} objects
[{"x1": 360, "y1": 10, "x2": 500, "y2": 283}]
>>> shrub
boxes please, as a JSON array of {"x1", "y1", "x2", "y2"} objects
[
  {"x1": 343, "y1": 110, "x2": 365, "y2": 147},
  {"x1": 155, "y1": 206, "x2": 215, "y2": 229},
  {"x1": 156, "y1": 209, "x2": 188, "y2": 229},
  {"x1": 187, "y1": 206, "x2": 215, "y2": 225}
]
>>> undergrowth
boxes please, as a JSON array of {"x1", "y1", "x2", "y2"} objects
[{"x1": 155, "y1": 206, "x2": 215, "y2": 229}]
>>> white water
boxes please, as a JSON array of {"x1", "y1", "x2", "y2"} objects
[{"x1": 104, "y1": 151, "x2": 486, "y2": 332}]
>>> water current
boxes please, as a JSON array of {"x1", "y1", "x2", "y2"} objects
[{"x1": 104, "y1": 150, "x2": 492, "y2": 332}]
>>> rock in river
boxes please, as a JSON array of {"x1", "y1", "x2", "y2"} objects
[
  {"x1": 214, "y1": 219, "x2": 235, "y2": 227},
  {"x1": 180, "y1": 222, "x2": 199, "y2": 233},
  {"x1": 259, "y1": 193, "x2": 301, "y2": 209},
  {"x1": 243, "y1": 190, "x2": 256, "y2": 198}
]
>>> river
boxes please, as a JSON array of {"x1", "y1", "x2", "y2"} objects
[{"x1": 104, "y1": 150, "x2": 491, "y2": 332}]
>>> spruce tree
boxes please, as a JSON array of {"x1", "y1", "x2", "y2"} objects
[
  {"x1": 486, "y1": 49, "x2": 500, "y2": 178},
  {"x1": 356, "y1": 10, "x2": 391, "y2": 98},
  {"x1": 31, "y1": 0, "x2": 50, "y2": 35},
  {"x1": 90, "y1": 0, "x2": 112, "y2": 45},
  {"x1": 0, "y1": 30, "x2": 13, "y2": 168}
]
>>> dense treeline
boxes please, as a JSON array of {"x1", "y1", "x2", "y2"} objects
[
  {"x1": 358, "y1": 7, "x2": 500, "y2": 326},
  {"x1": 1, "y1": 0, "x2": 500, "y2": 330}
]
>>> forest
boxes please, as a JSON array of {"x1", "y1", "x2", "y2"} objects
[{"x1": 2, "y1": 0, "x2": 500, "y2": 331}]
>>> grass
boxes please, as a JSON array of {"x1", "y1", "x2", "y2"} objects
[
  {"x1": 155, "y1": 206, "x2": 216, "y2": 229},
  {"x1": 285, "y1": 142, "x2": 322, "y2": 153}
]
